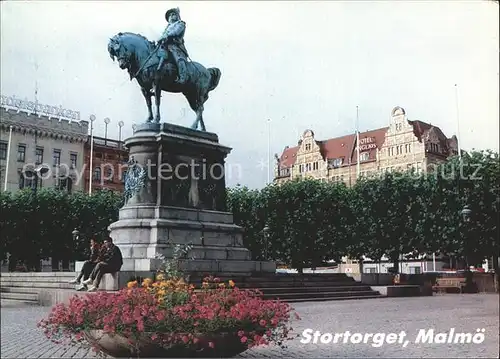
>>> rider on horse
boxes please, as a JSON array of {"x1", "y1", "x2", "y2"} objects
[{"x1": 157, "y1": 8, "x2": 189, "y2": 85}]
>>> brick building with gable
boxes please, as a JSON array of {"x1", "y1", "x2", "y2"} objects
[{"x1": 274, "y1": 106, "x2": 459, "y2": 185}]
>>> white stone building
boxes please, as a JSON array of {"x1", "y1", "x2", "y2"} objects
[{"x1": 0, "y1": 96, "x2": 89, "y2": 192}]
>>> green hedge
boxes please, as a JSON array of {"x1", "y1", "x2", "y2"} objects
[{"x1": 0, "y1": 189, "x2": 122, "y2": 270}]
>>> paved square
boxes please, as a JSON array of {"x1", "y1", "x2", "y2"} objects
[{"x1": 1, "y1": 294, "x2": 498, "y2": 358}]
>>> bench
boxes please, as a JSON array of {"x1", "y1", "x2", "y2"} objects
[{"x1": 433, "y1": 277, "x2": 467, "y2": 293}]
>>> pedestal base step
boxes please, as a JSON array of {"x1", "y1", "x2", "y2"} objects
[{"x1": 120, "y1": 258, "x2": 276, "y2": 273}]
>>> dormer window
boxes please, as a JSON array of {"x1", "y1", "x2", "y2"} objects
[
  {"x1": 360, "y1": 152, "x2": 370, "y2": 162},
  {"x1": 328, "y1": 158, "x2": 343, "y2": 169},
  {"x1": 427, "y1": 143, "x2": 440, "y2": 153}
]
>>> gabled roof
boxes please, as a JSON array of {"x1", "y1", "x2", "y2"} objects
[
  {"x1": 279, "y1": 127, "x2": 388, "y2": 168},
  {"x1": 278, "y1": 117, "x2": 455, "y2": 169}
]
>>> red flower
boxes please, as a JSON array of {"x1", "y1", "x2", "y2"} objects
[{"x1": 38, "y1": 278, "x2": 297, "y2": 353}]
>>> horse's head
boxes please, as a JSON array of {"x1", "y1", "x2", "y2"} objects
[
  {"x1": 108, "y1": 34, "x2": 130, "y2": 70},
  {"x1": 108, "y1": 33, "x2": 155, "y2": 73}
]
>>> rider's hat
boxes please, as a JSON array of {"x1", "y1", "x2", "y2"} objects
[{"x1": 165, "y1": 8, "x2": 180, "y2": 21}]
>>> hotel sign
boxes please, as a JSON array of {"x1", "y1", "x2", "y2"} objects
[
  {"x1": 358, "y1": 137, "x2": 377, "y2": 151},
  {"x1": 1, "y1": 95, "x2": 81, "y2": 121}
]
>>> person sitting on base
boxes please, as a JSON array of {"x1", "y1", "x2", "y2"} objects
[
  {"x1": 82, "y1": 237, "x2": 123, "y2": 292},
  {"x1": 69, "y1": 238, "x2": 101, "y2": 290}
]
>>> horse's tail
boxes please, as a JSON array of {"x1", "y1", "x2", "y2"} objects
[{"x1": 208, "y1": 67, "x2": 221, "y2": 92}]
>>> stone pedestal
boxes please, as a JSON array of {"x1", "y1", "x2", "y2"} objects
[{"x1": 108, "y1": 123, "x2": 275, "y2": 277}]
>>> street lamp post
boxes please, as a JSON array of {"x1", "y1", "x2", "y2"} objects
[
  {"x1": 72, "y1": 228, "x2": 80, "y2": 242},
  {"x1": 89, "y1": 115, "x2": 96, "y2": 195},
  {"x1": 31, "y1": 165, "x2": 49, "y2": 271},
  {"x1": 118, "y1": 121, "x2": 124, "y2": 150},
  {"x1": 104, "y1": 118, "x2": 111, "y2": 146},
  {"x1": 262, "y1": 225, "x2": 270, "y2": 260},
  {"x1": 460, "y1": 204, "x2": 473, "y2": 291}
]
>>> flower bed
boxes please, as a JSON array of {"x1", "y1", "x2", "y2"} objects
[{"x1": 38, "y1": 275, "x2": 299, "y2": 358}]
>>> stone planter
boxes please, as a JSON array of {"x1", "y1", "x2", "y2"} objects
[{"x1": 84, "y1": 330, "x2": 247, "y2": 358}]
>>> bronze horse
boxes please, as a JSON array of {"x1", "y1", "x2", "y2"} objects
[{"x1": 108, "y1": 32, "x2": 221, "y2": 131}]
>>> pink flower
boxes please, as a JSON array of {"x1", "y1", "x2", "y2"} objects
[
  {"x1": 240, "y1": 336, "x2": 248, "y2": 343},
  {"x1": 208, "y1": 341, "x2": 215, "y2": 348}
]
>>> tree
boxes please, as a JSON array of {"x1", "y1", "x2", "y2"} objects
[
  {"x1": 0, "y1": 189, "x2": 123, "y2": 271},
  {"x1": 262, "y1": 178, "x2": 350, "y2": 272}
]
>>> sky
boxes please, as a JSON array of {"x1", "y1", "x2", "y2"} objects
[{"x1": 1, "y1": 1, "x2": 498, "y2": 189}]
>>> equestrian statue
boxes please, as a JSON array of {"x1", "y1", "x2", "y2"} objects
[{"x1": 107, "y1": 7, "x2": 221, "y2": 131}]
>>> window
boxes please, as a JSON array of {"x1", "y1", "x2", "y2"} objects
[
  {"x1": 405, "y1": 144, "x2": 411, "y2": 153},
  {"x1": 57, "y1": 178, "x2": 73, "y2": 193},
  {"x1": 305, "y1": 163, "x2": 311, "y2": 172},
  {"x1": 17, "y1": 145, "x2": 26, "y2": 162},
  {"x1": 19, "y1": 171, "x2": 41, "y2": 190},
  {"x1": 305, "y1": 143, "x2": 311, "y2": 151},
  {"x1": 409, "y1": 266, "x2": 421, "y2": 274},
  {"x1": 105, "y1": 167, "x2": 113, "y2": 182},
  {"x1": 35, "y1": 148, "x2": 44, "y2": 165},
  {"x1": 70, "y1": 153, "x2": 77, "y2": 168},
  {"x1": 53, "y1": 149, "x2": 61, "y2": 166},
  {"x1": 428, "y1": 143, "x2": 440, "y2": 153},
  {"x1": 329, "y1": 158, "x2": 343, "y2": 168},
  {"x1": 279, "y1": 168, "x2": 290, "y2": 176},
  {"x1": 0, "y1": 142, "x2": 7, "y2": 160},
  {"x1": 395, "y1": 123, "x2": 402, "y2": 131},
  {"x1": 365, "y1": 267, "x2": 377, "y2": 273},
  {"x1": 93, "y1": 167, "x2": 101, "y2": 181},
  {"x1": 360, "y1": 152, "x2": 370, "y2": 161},
  {"x1": 313, "y1": 162, "x2": 318, "y2": 170}
]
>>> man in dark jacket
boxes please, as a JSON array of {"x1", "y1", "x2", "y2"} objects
[
  {"x1": 83, "y1": 237, "x2": 123, "y2": 292},
  {"x1": 69, "y1": 238, "x2": 100, "y2": 290}
]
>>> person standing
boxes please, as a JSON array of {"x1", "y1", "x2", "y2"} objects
[{"x1": 69, "y1": 238, "x2": 101, "y2": 290}]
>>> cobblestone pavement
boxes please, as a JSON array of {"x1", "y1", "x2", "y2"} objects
[{"x1": 1, "y1": 294, "x2": 498, "y2": 358}]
